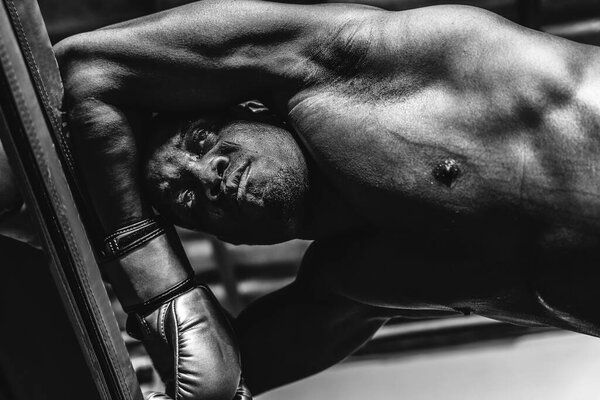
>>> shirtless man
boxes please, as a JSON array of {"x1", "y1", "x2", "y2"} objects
[{"x1": 3, "y1": 0, "x2": 600, "y2": 396}]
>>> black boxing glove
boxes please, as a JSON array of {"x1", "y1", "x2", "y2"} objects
[
  {"x1": 127, "y1": 284, "x2": 242, "y2": 400},
  {"x1": 144, "y1": 377, "x2": 252, "y2": 400},
  {"x1": 101, "y1": 218, "x2": 241, "y2": 400}
]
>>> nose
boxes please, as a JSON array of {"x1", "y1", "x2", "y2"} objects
[{"x1": 192, "y1": 155, "x2": 229, "y2": 201}]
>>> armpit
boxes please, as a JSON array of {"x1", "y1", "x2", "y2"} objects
[{"x1": 307, "y1": 13, "x2": 380, "y2": 82}]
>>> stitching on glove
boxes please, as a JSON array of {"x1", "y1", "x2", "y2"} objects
[
  {"x1": 139, "y1": 315, "x2": 152, "y2": 337},
  {"x1": 172, "y1": 303, "x2": 181, "y2": 400},
  {"x1": 123, "y1": 278, "x2": 194, "y2": 315},
  {"x1": 159, "y1": 304, "x2": 168, "y2": 342},
  {"x1": 100, "y1": 217, "x2": 165, "y2": 262}
]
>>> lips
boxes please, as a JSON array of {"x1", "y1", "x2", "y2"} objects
[
  {"x1": 222, "y1": 161, "x2": 249, "y2": 204},
  {"x1": 237, "y1": 163, "x2": 251, "y2": 204}
]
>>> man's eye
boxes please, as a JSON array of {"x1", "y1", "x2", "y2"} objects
[
  {"x1": 195, "y1": 128, "x2": 209, "y2": 141},
  {"x1": 179, "y1": 190, "x2": 195, "y2": 209},
  {"x1": 194, "y1": 128, "x2": 211, "y2": 153}
]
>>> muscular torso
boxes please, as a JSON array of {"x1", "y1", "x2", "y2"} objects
[{"x1": 285, "y1": 6, "x2": 600, "y2": 334}]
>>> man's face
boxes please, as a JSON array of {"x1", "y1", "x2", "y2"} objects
[{"x1": 146, "y1": 112, "x2": 309, "y2": 244}]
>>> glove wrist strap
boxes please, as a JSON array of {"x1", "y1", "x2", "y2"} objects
[
  {"x1": 101, "y1": 217, "x2": 165, "y2": 262},
  {"x1": 100, "y1": 217, "x2": 196, "y2": 313},
  {"x1": 123, "y1": 277, "x2": 195, "y2": 315}
]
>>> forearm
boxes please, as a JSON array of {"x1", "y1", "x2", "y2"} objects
[
  {"x1": 55, "y1": 63, "x2": 193, "y2": 309},
  {"x1": 66, "y1": 99, "x2": 144, "y2": 230},
  {"x1": 60, "y1": 97, "x2": 194, "y2": 309}
]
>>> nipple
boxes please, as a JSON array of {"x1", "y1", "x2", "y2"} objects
[{"x1": 433, "y1": 159, "x2": 460, "y2": 187}]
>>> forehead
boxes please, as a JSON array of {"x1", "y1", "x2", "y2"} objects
[
  {"x1": 178, "y1": 118, "x2": 257, "y2": 154},
  {"x1": 217, "y1": 119, "x2": 292, "y2": 145},
  {"x1": 215, "y1": 119, "x2": 256, "y2": 136}
]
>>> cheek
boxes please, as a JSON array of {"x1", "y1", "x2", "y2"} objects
[
  {"x1": 268, "y1": 136, "x2": 305, "y2": 171},
  {"x1": 232, "y1": 131, "x2": 291, "y2": 156},
  {"x1": 244, "y1": 157, "x2": 282, "y2": 194}
]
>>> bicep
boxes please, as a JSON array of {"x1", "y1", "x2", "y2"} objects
[
  {"x1": 57, "y1": 0, "x2": 403, "y2": 113},
  {"x1": 56, "y1": 0, "x2": 355, "y2": 112},
  {"x1": 326, "y1": 5, "x2": 517, "y2": 81}
]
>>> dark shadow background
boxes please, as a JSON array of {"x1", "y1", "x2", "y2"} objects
[{"x1": 0, "y1": 236, "x2": 100, "y2": 400}]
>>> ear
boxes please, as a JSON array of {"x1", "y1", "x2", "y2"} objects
[
  {"x1": 236, "y1": 100, "x2": 270, "y2": 114},
  {"x1": 231, "y1": 100, "x2": 287, "y2": 129}
]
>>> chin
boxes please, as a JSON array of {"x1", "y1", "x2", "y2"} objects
[{"x1": 221, "y1": 164, "x2": 308, "y2": 244}]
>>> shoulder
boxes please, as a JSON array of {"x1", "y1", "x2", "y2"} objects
[
  {"x1": 304, "y1": 5, "x2": 515, "y2": 82},
  {"x1": 398, "y1": 5, "x2": 589, "y2": 108}
]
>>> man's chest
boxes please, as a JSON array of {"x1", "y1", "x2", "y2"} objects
[{"x1": 288, "y1": 88, "x2": 527, "y2": 237}]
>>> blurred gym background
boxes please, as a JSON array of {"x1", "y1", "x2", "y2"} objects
[{"x1": 20, "y1": 0, "x2": 600, "y2": 398}]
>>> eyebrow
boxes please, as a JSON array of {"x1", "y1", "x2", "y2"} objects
[
  {"x1": 181, "y1": 120, "x2": 219, "y2": 154},
  {"x1": 178, "y1": 121, "x2": 194, "y2": 149}
]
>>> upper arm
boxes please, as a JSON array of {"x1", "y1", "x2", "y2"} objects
[
  {"x1": 308, "y1": 5, "x2": 568, "y2": 83},
  {"x1": 299, "y1": 5, "x2": 517, "y2": 95},
  {"x1": 54, "y1": 0, "x2": 381, "y2": 112},
  {"x1": 405, "y1": 5, "x2": 585, "y2": 96}
]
